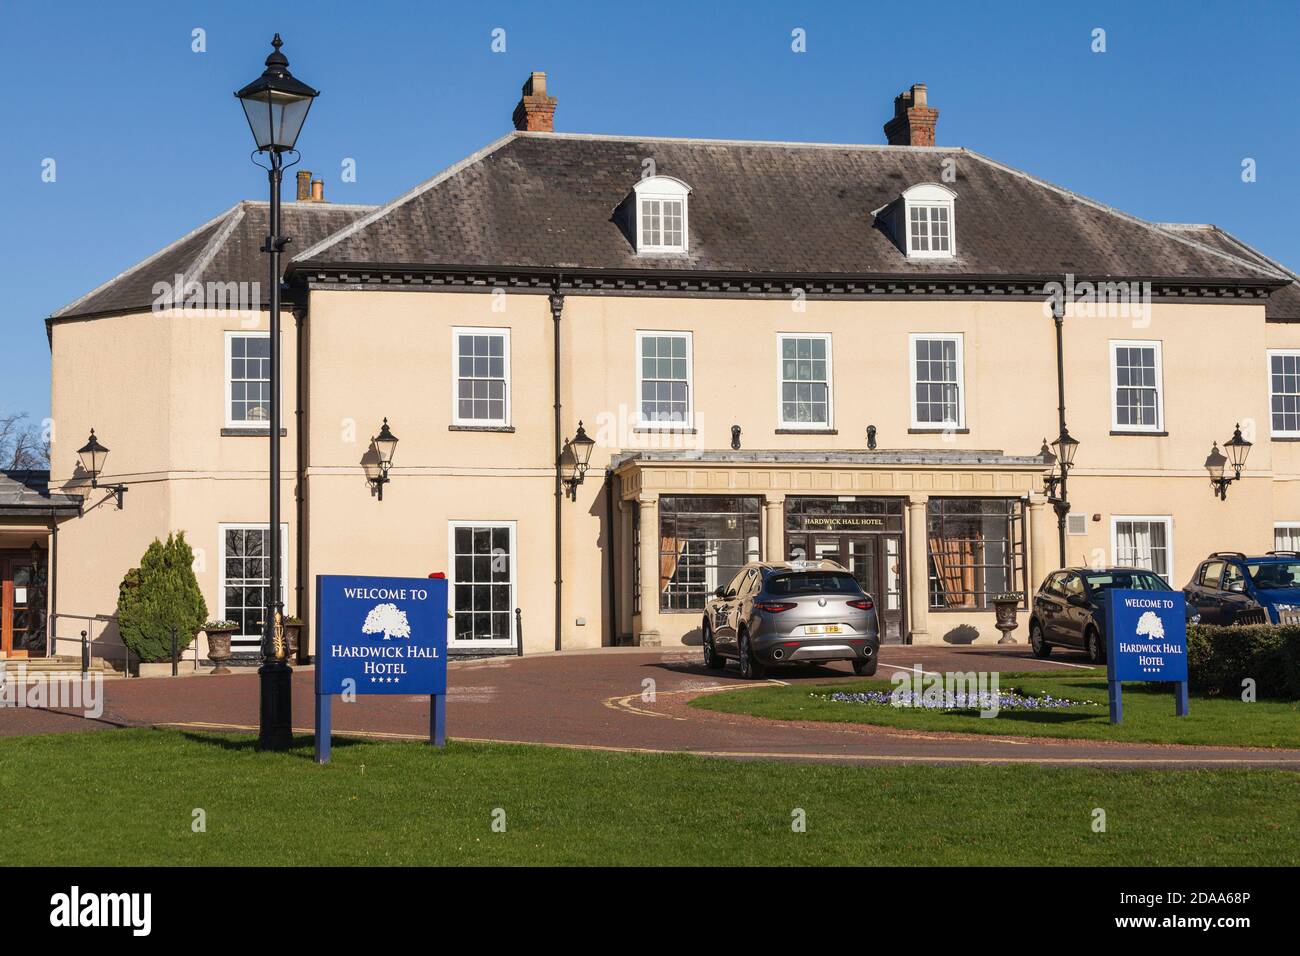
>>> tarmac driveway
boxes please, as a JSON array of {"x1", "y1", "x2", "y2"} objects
[{"x1": 4, "y1": 645, "x2": 1299, "y2": 769}]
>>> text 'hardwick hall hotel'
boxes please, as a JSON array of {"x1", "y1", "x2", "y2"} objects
[{"x1": 7, "y1": 74, "x2": 1300, "y2": 665}]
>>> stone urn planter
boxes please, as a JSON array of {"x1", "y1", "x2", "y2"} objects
[
  {"x1": 282, "y1": 618, "x2": 304, "y2": 662},
  {"x1": 992, "y1": 593, "x2": 1023, "y2": 645},
  {"x1": 204, "y1": 623, "x2": 238, "y2": 674}
]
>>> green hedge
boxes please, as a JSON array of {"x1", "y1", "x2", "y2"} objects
[{"x1": 1186, "y1": 624, "x2": 1300, "y2": 699}]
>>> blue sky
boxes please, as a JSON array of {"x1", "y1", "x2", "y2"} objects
[{"x1": 2, "y1": 0, "x2": 1296, "y2": 422}]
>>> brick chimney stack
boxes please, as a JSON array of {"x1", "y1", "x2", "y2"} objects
[
  {"x1": 883, "y1": 83, "x2": 938, "y2": 146},
  {"x1": 294, "y1": 169, "x2": 326, "y2": 203},
  {"x1": 513, "y1": 72, "x2": 557, "y2": 132}
]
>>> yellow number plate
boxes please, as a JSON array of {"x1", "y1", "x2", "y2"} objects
[{"x1": 805, "y1": 624, "x2": 842, "y2": 635}]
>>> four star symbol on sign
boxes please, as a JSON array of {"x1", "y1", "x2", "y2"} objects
[{"x1": 368, "y1": 676, "x2": 400, "y2": 684}]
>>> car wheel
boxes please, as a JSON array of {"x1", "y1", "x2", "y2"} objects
[
  {"x1": 1085, "y1": 627, "x2": 1105, "y2": 665},
  {"x1": 1030, "y1": 622, "x2": 1052, "y2": 659},
  {"x1": 852, "y1": 658, "x2": 878, "y2": 677},
  {"x1": 702, "y1": 626, "x2": 726, "y2": 670},
  {"x1": 738, "y1": 632, "x2": 765, "y2": 680}
]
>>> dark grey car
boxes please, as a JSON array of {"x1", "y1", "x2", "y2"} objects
[{"x1": 701, "y1": 560, "x2": 880, "y2": 679}]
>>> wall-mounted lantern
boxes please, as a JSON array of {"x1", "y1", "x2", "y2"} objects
[
  {"x1": 1205, "y1": 423, "x2": 1251, "y2": 501},
  {"x1": 363, "y1": 418, "x2": 399, "y2": 501},
  {"x1": 76, "y1": 429, "x2": 128, "y2": 509},
  {"x1": 560, "y1": 421, "x2": 596, "y2": 501}
]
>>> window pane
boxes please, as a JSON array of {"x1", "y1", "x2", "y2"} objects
[
  {"x1": 913, "y1": 338, "x2": 960, "y2": 425},
  {"x1": 456, "y1": 332, "x2": 508, "y2": 423},
  {"x1": 639, "y1": 334, "x2": 691, "y2": 423},
  {"x1": 926, "y1": 498, "x2": 1023, "y2": 609},
  {"x1": 779, "y1": 336, "x2": 830, "y2": 425},
  {"x1": 658, "y1": 497, "x2": 762, "y2": 612},
  {"x1": 228, "y1": 335, "x2": 271, "y2": 425},
  {"x1": 451, "y1": 524, "x2": 515, "y2": 644}
]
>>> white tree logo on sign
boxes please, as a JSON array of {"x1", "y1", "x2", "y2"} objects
[
  {"x1": 362, "y1": 603, "x2": 411, "y2": 640},
  {"x1": 1135, "y1": 610, "x2": 1165, "y2": 641}
]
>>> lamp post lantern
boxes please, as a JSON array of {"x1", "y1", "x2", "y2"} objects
[
  {"x1": 1206, "y1": 423, "x2": 1252, "y2": 500},
  {"x1": 235, "y1": 34, "x2": 318, "y2": 751}
]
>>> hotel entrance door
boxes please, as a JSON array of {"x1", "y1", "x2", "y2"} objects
[
  {"x1": 1, "y1": 551, "x2": 43, "y2": 658},
  {"x1": 785, "y1": 497, "x2": 908, "y2": 643}
]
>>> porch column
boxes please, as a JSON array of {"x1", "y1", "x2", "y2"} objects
[
  {"x1": 906, "y1": 495, "x2": 930, "y2": 643},
  {"x1": 763, "y1": 494, "x2": 786, "y2": 562},
  {"x1": 636, "y1": 495, "x2": 661, "y2": 647},
  {"x1": 1028, "y1": 493, "x2": 1052, "y2": 592}
]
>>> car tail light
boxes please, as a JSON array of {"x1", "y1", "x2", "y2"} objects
[
  {"x1": 848, "y1": 599, "x2": 874, "y2": 610},
  {"x1": 754, "y1": 601, "x2": 797, "y2": 613}
]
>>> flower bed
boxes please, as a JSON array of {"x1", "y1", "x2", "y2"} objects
[{"x1": 817, "y1": 688, "x2": 1099, "y2": 711}]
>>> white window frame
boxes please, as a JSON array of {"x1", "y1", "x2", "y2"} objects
[
  {"x1": 217, "y1": 522, "x2": 289, "y2": 649},
  {"x1": 224, "y1": 331, "x2": 274, "y2": 429},
  {"x1": 908, "y1": 333, "x2": 966, "y2": 429},
  {"x1": 447, "y1": 520, "x2": 518, "y2": 649},
  {"x1": 901, "y1": 183, "x2": 956, "y2": 260},
  {"x1": 1110, "y1": 515, "x2": 1174, "y2": 584},
  {"x1": 451, "y1": 327, "x2": 512, "y2": 427},
  {"x1": 1109, "y1": 339, "x2": 1164, "y2": 432},
  {"x1": 1274, "y1": 522, "x2": 1300, "y2": 552},
  {"x1": 1266, "y1": 349, "x2": 1300, "y2": 438},
  {"x1": 632, "y1": 176, "x2": 691, "y2": 255},
  {"x1": 635, "y1": 330, "x2": 694, "y2": 429},
  {"x1": 776, "y1": 332, "x2": 835, "y2": 429}
]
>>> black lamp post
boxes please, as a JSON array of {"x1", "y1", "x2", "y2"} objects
[
  {"x1": 560, "y1": 422, "x2": 596, "y2": 501},
  {"x1": 236, "y1": 34, "x2": 318, "y2": 751},
  {"x1": 76, "y1": 429, "x2": 128, "y2": 509},
  {"x1": 1206, "y1": 423, "x2": 1252, "y2": 500},
  {"x1": 363, "y1": 419, "x2": 399, "y2": 500}
]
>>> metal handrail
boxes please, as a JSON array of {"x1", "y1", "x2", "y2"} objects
[{"x1": 48, "y1": 612, "x2": 132, "y2": 676}]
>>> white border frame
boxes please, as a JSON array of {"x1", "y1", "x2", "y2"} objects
[
  {"x1": 217, "y1": 522, "x2": 289, "y2": 647},
  {"x1": 633, "y1": 176, "x2": 691, "y2": 254},
  {"x1": 1266, "y1": 349, "x2": 1300, "y2": 438},
  {"x1": 452, "y1": 327, "x2": 512, "y2": 427},
  {"x1": 635, "y1": 330, "x2": 694, "y2": 429},
  {"x1": 776, "y1": 332, "x2": 835, "y2": 430},
  {"x1": 1110, "y1": 514, "x2": 1174, "y2": 583},
  {"x1": 224, "y1": 331, "x2": 273, "y2": 429},
  {"x1": 1273, "y1": 521, "x2": 1300, "y2": 551},
  {"x1": 901, "y1": 183, "x2": 956, "y2": 260},
  {"x1": 1109, "y1": 339, "x2": 1165, "y2": 432},
  {"x1": 447, "y1": 519, "x2": 518, "y2": 649},
  {"x1": 907, "y1": 332, "x2": 966, "y2": 429}
]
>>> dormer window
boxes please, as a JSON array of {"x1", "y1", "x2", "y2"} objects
[
  {"x1": 632, "y1": 176, "x2": 690, "y2": 254},
  {"x1": 898, "y1": 183, "x2": 956, "y2": 260}
]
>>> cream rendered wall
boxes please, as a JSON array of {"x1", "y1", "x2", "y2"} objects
[
  {"x1": 47, "y1": 288, "x2": 1280, "y2": 656},
  {"x1": 303, "y1": 289, "x2": 1274, "y2": 649},
  {"x1": 49, "y1": 308, "x2": 297, "y2": 660}
]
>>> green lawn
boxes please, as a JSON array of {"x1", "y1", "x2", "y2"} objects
[
  {"x1": 1, "y1": 728, "x2": 1297, "y2": 865},
  {"x1": 692, "y1": 671, "x2": 1300, "y2": 748}
]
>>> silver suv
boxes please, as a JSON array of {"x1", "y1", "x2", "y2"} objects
[{"x1": 702, "y1": 560, "x2": 880, "y2": 679}]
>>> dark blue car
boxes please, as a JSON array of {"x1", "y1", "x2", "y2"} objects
[
  {"x1": 1184, "y1": 551, "x2": 1300, "y2": 625},
  {"x1": 1030, "y1": 566, "x2": 1197, "y2": 664}
]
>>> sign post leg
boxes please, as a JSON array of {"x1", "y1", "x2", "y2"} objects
[
  {"x1": 430, "y1": 693, "x2": 445, "y2": 748},
  {"x1": 316, "y1": 692, "x2": 332, "y2": 764},
  {"x1": 1175, "y1": 681, "x2": 1190, "y2": 717},
  {"x1": 1108, "y1": 680, "x2": 1123, "y2": 724}
]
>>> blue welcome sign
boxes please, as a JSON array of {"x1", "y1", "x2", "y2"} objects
[
  {"x1": 314, "y1": 574, "x2": 448, "y2": 762},
  {"x1": 1104, "y1": 588, "x2": 1190, "y2": 723}
]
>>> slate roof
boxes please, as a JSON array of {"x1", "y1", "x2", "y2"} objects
[
  {"x1": 0, "y1": 471, "x2": 81, "y2": 517},
  {"x1": 51, "y1": 201, "x2": 374, "y2": 321},
  {"x1": 1155, "y1": 223, "x2": 1300, "y2": 321},
  {"x1": 293, "y1": 132, "x2": 1288, "y2": 287}
]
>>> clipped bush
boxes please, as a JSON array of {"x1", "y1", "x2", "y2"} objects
[
  {"x1": 116, "y1": 533, "x2": 208, "y2": 663},
  {"x1": 1186, "y1": 624, "x2": 1300, "y2": 699}
]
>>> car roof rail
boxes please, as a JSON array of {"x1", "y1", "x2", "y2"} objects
[
  {"x1": 1209, "y1": 551, "x2": 1247, "y2": 560},
  {"x1": 1266, "y1": 550, "x2": 1299, "y2": 556}
]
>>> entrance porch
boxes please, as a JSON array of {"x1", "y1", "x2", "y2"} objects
[
  {"x1": 612, "y1": 449, "x2": 1051, "y2": 646},
  {"x1": 0, "y1": 471, "x2": 82, "y2": 658}
]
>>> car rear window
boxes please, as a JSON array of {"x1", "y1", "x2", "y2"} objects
[
  {"x1": 1081, "y1": 570, "x2": 1169, "y2": 592},
  {"x1": 1246, "y1": 561, "x2": 1300, "y2": 590},
  {"x1": 766, "y1": 572, "x2": 862, "y2": 596}
]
